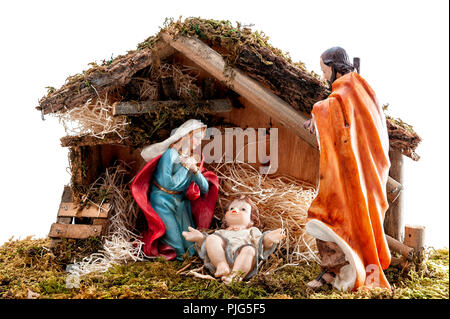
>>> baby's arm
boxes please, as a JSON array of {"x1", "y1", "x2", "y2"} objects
[
  {"x1": 182, "y1": 226, "x2": 206, "y2": 246},
  {"x1": 263, "y1": 228, "x2": 285, "y2": 250}
]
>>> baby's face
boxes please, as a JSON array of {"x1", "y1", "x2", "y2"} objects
[{"x1": 224, "y1": 199, "x2": 252, "y2": 228}]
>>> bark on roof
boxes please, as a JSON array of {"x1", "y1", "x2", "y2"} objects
[{"x1": 37, "y1": 17, "x2": 421, "y2": 160}]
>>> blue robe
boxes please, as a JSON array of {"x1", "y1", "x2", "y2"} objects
[{"x1": 150, "y1": 147, "x2": 210, "y2": 260}]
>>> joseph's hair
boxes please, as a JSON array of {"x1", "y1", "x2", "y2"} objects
[{"x1": 321, "y1": 46, "x2": 356, "y2": 83}]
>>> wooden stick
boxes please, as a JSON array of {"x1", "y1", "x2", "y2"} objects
[
  {"x1": 176, "y1": 261, "x2": 194, "y2": 274},
  {"x1": 390, "y1": 256, "x2": 411, "y2": 271},
  {"x1": 160, "y1": 31, "x2": 403, "y2": 204},
  {"x1": 386, "y1": 234, "x2": 414, "y2": 261},
  {"x1": 112, "y1": 99, "x2": 232, "y2": 116}
]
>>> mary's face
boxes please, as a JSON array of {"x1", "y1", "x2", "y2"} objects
[
  {"x1": 180, "y1": 128, "x2": 205, "y2": 152},
  {"x1": 190, "y1": 129, "x2": 205, "y2": 150},
  {"x1": 320, "y1": 58, "x2": 333, "y2": 82}
]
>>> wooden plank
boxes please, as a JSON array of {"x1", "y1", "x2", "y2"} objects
[
  {"x1": 48, "y1": 223, "x2": 103, "y2": 239},
  {"x1": 112, "y1": 99, "x2": 232, "y2": 116},
  {"x1": 160, "y1": 31, "x2": 403, "y2": 201},
  {"x1": 61, "y1": 133, "x2": 122, "y2": 147},
  {"x1": 56, "y1": 186, "x2": 73, "y2": 224},
  {"x1": 93, "y1": 219, "x2": 110, "y2": 236},
  {"x1": 58, "y1": 202, "x2": 110, "y2": 218}
]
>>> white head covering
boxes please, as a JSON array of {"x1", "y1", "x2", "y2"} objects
[{"x1": 140, "y1": 119, "x2": 207, "y2": 162}]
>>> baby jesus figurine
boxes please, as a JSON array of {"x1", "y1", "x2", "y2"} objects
[{"x1": 182, "y1": 195, "x2": 285, "y2": 283}]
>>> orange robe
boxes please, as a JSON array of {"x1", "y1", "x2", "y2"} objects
[{"x1": 306, "y1": 72, "x2": 391, "y2": 291}]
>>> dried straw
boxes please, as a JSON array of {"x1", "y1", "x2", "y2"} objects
[
  {"x1": 206, "y1": 160, "x2": 320, "y2": 264},
  {"x1": 67, "y1": 163, "x2": 145, "y2": 278},
  {"x1": 153, "y1": 63, "x2": 202, "y2": 100},
  {"x1": 55, "y1": 92, "x2": 129, "y2": 140},
  {"x1": 133, "y1": 77, "x2": 159, "y2": 101}
]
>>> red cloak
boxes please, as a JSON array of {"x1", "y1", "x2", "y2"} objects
[{"x1": 131, "y1": 152, "x2": 219, "y2": 260}]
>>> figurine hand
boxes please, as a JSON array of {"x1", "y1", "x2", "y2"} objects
[
  {"x1": 303, "y1": 119, "x2": 316, "y2": 134},
  {"x1": 264, "y1": 228, "x2": 285, "y2": 247},
  {"x1": 180, "y1": 156, "x2": 199, "y2": 173},
  {"x1": 182, "y1": 226, "x2": 205, "y2": 244}
]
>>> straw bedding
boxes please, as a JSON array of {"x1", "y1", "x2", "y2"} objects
[{"x1": 207, "y1": 161, "x2": 319, "y2": 264}]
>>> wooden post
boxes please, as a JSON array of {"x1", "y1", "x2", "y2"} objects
[
  {"x1": 161, "y1": 76, "x2": 179, "y2": 99},
  {"x1": 384, "y1": 148, "x2": 404, "y2": 241},
  {"x1": 203, "y1": 77, "x2": 217, "y2": 99},
  {"x1": 404, "y1": 225, "x2": 426, "y2": 259}
]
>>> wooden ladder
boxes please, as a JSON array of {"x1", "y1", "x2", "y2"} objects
[{"x1": 48, "y1": 186, "x2": 110, "y2": 247}]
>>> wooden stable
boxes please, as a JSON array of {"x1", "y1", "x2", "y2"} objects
[{"x1": 39, "y1": 25, "x2": 423, "y2": 261}]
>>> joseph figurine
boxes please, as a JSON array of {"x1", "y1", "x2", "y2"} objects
[{"x1": 304, "y1": 47, "x2": 392, "y2": 291}]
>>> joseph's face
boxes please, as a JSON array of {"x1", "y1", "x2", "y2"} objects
[{"x1": 320, "y1": 58, "x2": 333, "y2": 82}]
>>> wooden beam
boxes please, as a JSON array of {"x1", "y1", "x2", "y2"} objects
[
  {"x1": 160, "y1": 31, "x2": 403, "y2": 203},
  {"x1": 112, "y1": 99, "x2": 232, "y2": 116},
  {"x1": 58, "y1": 202, "x2": 110, "y2": 219},
  {"x1": 48, "y1": 223, "x2": 103, "y2": 239},
  {"x1": 61, "y1": 133, "x2": 122, "y2": 147}
]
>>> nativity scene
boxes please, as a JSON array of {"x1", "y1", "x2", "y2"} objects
[{"x1": 33, "y1": 17, "x2": 427, "y2": 295}]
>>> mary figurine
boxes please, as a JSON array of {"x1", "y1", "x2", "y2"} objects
[{"x1": 131, "y1": 119, "x2": 219, "y2": 261}]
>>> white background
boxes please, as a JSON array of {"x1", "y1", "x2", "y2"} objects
[{"x1": 0, "y1": 0, "x2": 448, "y2": 248}]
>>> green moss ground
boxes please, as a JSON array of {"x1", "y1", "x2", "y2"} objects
[{"x1": 0, "y1": 237, "x2": 447, "y2": 299}]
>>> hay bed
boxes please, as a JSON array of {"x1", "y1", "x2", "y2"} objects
[{"x1": 208, "y1": 161, "x2": 319, "y2": 264}]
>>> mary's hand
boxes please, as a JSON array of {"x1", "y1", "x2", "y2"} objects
[{"x1": 180, "y1": 156, "x2": 199, "y2": 173}]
